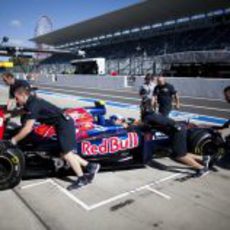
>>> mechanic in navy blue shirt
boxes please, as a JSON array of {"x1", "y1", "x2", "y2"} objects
[
  {"x1": 153, "y1": 76, "x2": 180, "y2": 117},
  {"x1": 1, "y1": 72, "x2": 31, "y2": 111},
  {"x1": 218, "y1": 86, "x2": 230, "y2": 130},
  {"x1": 143, "y1": 111, "x2": 209, "y2": 177},
  {"x1": 10, "y1": 85, "x2": 100, "y2": 190},
  {"x1": 218, "y1": 86, "x2": 230, "y2": 136},
  {"x1": 216, "y1": 86, "x2": 230, "y2": 168}
]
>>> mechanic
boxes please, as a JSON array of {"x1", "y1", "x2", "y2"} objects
[
  {"x1": 217, "y1": 86, "x2": 230, "y2": 167},
  {"x1": 153, "y1": 75, "x2": 180, "y2": 117},
  {"x1": 224, "y1": 86, "x2": 230, "y2": 104},
  {"x1": 139, "y1": 74, "x2": 156, "y2": 120},
  {"x1": 1, "y1": 72, "x2": 31, "y2": 111},
  {"x1": 139, "y1": 73, "x2": 156, "y2": 99},
  {"x1": 218, "y1": 86, "x2": 230, "y2": 134},
  {"x1": 143, "y1": 111, "x2": 209, "y2": 177},
  {"x1": 11, "y1": 85, "x2": 100, "y2": 190},
  {"x1": 223, "y1": 86, "x2": 230, "y2": 128}
]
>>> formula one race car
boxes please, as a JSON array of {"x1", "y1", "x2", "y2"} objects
[{"x1": 0, "y1": 101, "x2": 229, "y2": 190}]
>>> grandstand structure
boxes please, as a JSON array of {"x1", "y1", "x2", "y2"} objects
[{"x1": 31, "y1": 0, "x2": 230, "y2": 77}]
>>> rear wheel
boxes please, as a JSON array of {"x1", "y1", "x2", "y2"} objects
[
  {"x1": 0, "y1": 142, "x2": 25, "y2": 190},
  {"x1": 188, "y1": 128, "x2": 225, "y2": 157}
]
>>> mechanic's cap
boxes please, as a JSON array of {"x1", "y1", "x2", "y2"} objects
[{"x1": 95, "y1": 100, "x2": 105, "y2": 107}]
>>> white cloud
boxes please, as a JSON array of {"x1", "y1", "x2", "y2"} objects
[{"x1": 10, "y1": 20, "x2": 22, "y2": 28}]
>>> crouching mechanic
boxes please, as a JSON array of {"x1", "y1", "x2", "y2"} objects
[
  {"x1": 2, "y1": 72, "x2": 31, "y2": 111},
  {"x1": 143, "y1": 111, "x2": 210, "y2": 177},
  {"x1": 10, "y1": 85, "x2": 100, "y2": 190}
]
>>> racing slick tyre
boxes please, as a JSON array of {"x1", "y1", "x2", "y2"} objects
[
  {"x1": 187, "y1": 128, "x2": 223, "y2": 157},
  {"x1": 0, "y1": 142, "x2": 25, "y2": 190}
]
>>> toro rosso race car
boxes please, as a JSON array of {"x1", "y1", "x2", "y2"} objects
[{"x1": 0, "y1": 101, "x2": 228, "y2": 190}]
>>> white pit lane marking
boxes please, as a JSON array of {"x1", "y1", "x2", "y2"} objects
[
  {"x1": 54, "y1": 173, "x2": 180, "y2": 210},
  {"x1": 146, "y1": 186, "x2": 171, "y2": 200},
  {"x1": 49, "y1": 179, "x2": 91, "y2": 211},
  {"x1": 19, "y1": 173, "x2": 181, "y2": 211},
  {"x1": 20, "y1": 179, "x2": 51, "y2": 190}
]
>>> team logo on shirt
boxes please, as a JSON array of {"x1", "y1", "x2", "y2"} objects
[{"x1": 162, "y1": 87, "x2": 169, "y2": 92}]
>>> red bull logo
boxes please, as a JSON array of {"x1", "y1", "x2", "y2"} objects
[{"x1": 81, "y1": 132, "x2": 139, "y2": 156}]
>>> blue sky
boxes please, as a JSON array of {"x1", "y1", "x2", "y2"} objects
[{"x1": 0, "y1": 0, "x2": 140, "y2": 47}]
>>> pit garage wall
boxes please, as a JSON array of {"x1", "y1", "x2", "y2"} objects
[
  {"x1": 134, "y1": 77, "x2": 230, "y2": 100},
  {"x1": 30, "y1": 74, "x2": 128, "y2": 90},
  {"x1": 13, "y1": 73, "x2": 230, "y2": 100}
]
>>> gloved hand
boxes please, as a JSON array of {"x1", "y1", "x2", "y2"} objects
[
  {"x1": 0, "y1": 140, "x2": 16, "y2": 150},
  {"x1": 10, "y1": 138, "x2": 17, "y2": 146}
]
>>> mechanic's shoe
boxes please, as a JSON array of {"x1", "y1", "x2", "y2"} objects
[
  {"x1": 203, "y1": 155, "x2": 211, "y2": 168},
  {"x1": 193, "y1": 167, "x2": 209, "y2": 178},
  {"x1": 86, "y1": 163, "x2": 101, "y2": 182},
  {"x1": 67, "y1": 176, "x2": 89, "y2": 190}
]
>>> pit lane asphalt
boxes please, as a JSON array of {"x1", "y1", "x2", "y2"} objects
[
  {"x1": 34, "y1": 83, "x2": 230, "y2": 119},
  {"x1": 0, "y1": 87, "x2": 230, "y2": 230}
]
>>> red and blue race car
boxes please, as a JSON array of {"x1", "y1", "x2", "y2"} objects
[{"x1": 0, "y1": 101, "x2": 228, "y2": 190}]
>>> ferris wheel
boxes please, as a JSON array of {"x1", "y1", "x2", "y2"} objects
[{"x1": 34, "y1": 15, "x2": 53, "y2": 59}]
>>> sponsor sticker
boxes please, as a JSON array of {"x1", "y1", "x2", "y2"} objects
[{"x1": 81, "y1": 132, "x2": 139, "y2": 156}]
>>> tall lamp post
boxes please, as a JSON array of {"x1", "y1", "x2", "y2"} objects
[
  {"x1": 135, "y1": 45, "x2": 141, "y2": 75},
  {"x1": 136, "y1": 45, "x2": 146, "y2": 75}
]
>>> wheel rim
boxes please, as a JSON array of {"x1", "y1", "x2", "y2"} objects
[
  {"x1": 0, "y1": 156, "x2": 14, "y2": 183},
  {"x1": 198, "y1": 139, "x2": 218, "y2": 156}
]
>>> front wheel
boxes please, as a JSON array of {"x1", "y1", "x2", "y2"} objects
[{"x1": 0, "y1": 142, "x2": 25, "y2": 190}]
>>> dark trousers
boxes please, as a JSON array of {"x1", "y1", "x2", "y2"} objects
[{"x1": 159, "y1": 105, "x2": 172, "y2": 117}]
